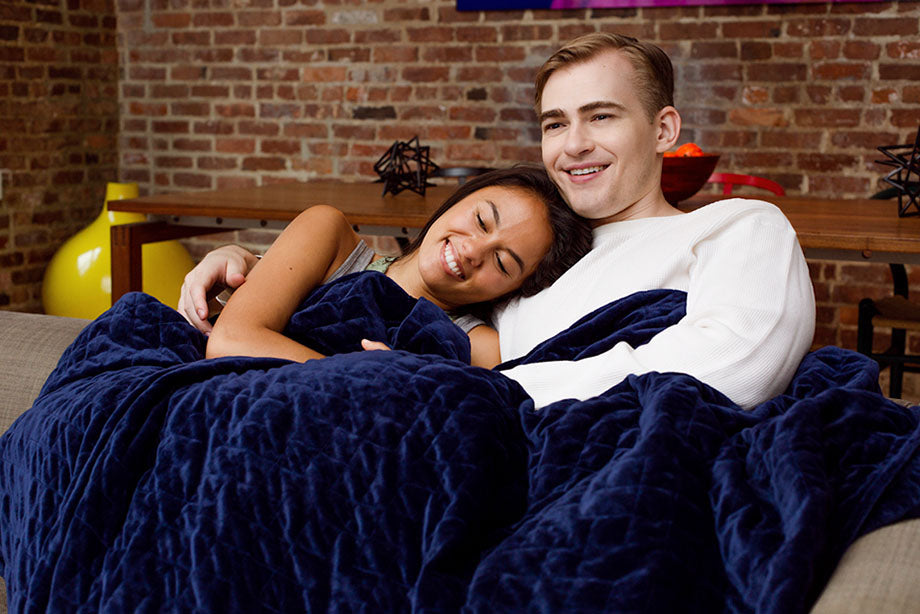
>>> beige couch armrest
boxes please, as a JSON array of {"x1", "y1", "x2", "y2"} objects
[
  {"x1": 810, "y1": 517, "x2": 920, "y2": 613},
  {"x1": 0, "y1": 311, "x2": 88, "y2": 614},
  {"x1": 0, "y1": 311, "x2": 89, "y2": 435}
]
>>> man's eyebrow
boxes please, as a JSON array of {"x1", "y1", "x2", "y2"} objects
[
  {"x1": 539, "y1": 108, "x2": 565, "y2": 123},
  {"x1": 579, "y1": 100, "x2": 626, "y2": 114},
  {"x1": 540, "y1": 100, "x2": 626, "y2": 123},
  {"x1": 490, "y1": 200, "x2": 525, "y2": 273}
]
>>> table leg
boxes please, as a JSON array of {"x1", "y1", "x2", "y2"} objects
[{"x1": 110, "y1": 222, "x2": 239, "y2": 304}]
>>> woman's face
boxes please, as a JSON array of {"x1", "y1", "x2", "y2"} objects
[{"x1": 411, "y1": 185, "x2": 553, "y2": 309}]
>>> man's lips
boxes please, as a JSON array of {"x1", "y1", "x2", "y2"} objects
[{"x1": 565, "y1": 164, "x2": 608, "y2": 177}]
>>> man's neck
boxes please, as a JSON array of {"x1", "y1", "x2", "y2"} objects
[{"x1": 589, "y1": 190, "x2": 682, "y2": 228}]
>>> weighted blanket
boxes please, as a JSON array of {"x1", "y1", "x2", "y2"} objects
[{"x1": 2, "y1": 271, "x2": 920, "y2": 614}]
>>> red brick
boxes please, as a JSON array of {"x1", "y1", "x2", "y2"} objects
[
  {"x1": 174, "y1": 173, "x2": 213, "y2": 189},
  {"x1": 285, "y1": 10, "x2": 325, "y2": 26},
  {"x1": 794, "y1": 109, "x2": 861, "y2": 127},
  {"x1": 152, "y1": 13, "x2": 191, "y2": 28},
  {"x1": 302, "y1": 66, "x2": 348, "y2": 82},
  {"x1": 904, "y1": 86, "x2": 920, "y2": 104},
  {"x1": 813, "y1": 62, "x2": 871, "y2": 81},
  {"x1": 838, "y1": 86, "x2": 865, "y2": 103},
  {"x1": 198, "y1": 157, "x2": 238, "y2": 170},
  {"x1": 854, "y1": 17, "x2": 918, "y2": 37},
  {"x1": 373, "y1": 46, "x2": 418, "y2": 63},
  {"x1": 154, "y1": 155, "x2": 193, "y2": 168},
  {"x1": 216, "y1": 138, "x2": 255, "y2": 154},
  {"x1": 659, "y1": 22, "x2": 718, "y2": 40},
  {"x1": 809, "y1": 40, "x2": 841, "y2": 60},
  {"x1": 402, "y1": 66, "x2": 450, "y2": 82},
  {"x1": 407, "y1": 27, "x2": 454, "y2": 43},
  {"x1": 500, "y1": 25, "x2": 553, "y2": 42},
  {"x1": 384, "y1": 7, "x2": 429, "y2": 21},
  {"x1": 173, "y1": 138, "x2": 211, "y2": 152},
  {"x1": 891, "y1": 109, "x2": 920, "y2": 128},
  {"x1": 786, "y1": 18, "x2": 850, "y2": 37},
  {"x1": 746, "y1": 63, "x2": 807, "y2": 82},
  {"x1": 239, "y1": 121, "x2": 280, "y2": 136},
  {"x1": 171, "y1": 101, "x2": 210, "y2": 116},
  {"x1": 242, "y1": 156, "x2": 286, "y2": 171},
  {"x1": 424, "y1": 46, "x2": 474, "y2": 63},
  {"x1": 283, "y1": 123, "x2": 329, "y2": 139},
  {"x1": 306, "y1": 29, "x2": 350, "y2": 45},
  {"x1": 879, "y1": 63, "x2": 920, "y2": 80},
  {"x1": 739, "y1": 42, "x2": 770, "y2": 61},
  {"x1": 238, "y1": 11, "x2": 281, "y2": 27},
  {"x1": 215, "y1": 30, "x2": 256, "y2": 45},
  {"x1": 475, "y1": 46, "x2": 526, "y2": 63},
  {"x1": 259, "y1": 30, "x2": 302, "y2": 46},
  {"x1": 261, "y1": 139, "x2": 301, "y2": 155}
]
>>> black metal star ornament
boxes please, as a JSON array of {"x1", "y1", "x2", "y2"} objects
[
  {"x1": 373, "y1": 136, "x2": 440, "y2": 196},
  {"x1": 877, "y1": 125, "x2": 920, "y2": 217}
]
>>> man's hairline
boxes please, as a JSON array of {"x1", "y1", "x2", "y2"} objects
[{"x1": 535, "y1": 47, "x2": 664, "y2": 121}]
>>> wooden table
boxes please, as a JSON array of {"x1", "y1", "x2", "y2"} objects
[
  {"x1": 108, "y1": 181, "x2": 456, "y2": 302},
  {"x1": 108, "y1": 182, "x2": 920, "y2": 304}
]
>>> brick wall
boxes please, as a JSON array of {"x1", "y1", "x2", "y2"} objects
[
  {"x1": 0, "y1": 0, "x2": 119, "y2": 312},
  {"x1": 4, "y1": 0, "x2": 920, "y2": 392}
]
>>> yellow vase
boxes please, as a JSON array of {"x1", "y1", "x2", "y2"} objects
[{"x1": 42, "y1": 182, "x2": 195, "y2": 319}]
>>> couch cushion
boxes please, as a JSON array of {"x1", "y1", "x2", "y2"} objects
[
  {"x1": 810, "y1": 517, "x2": 920, "y2": 613},
  {"x1": 0, "y1": 311, "x2": 88, "y2": 435}
]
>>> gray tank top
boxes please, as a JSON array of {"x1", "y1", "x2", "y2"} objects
[{"x1": 327, "y1": 240, "x2": 486, "y2": 334}]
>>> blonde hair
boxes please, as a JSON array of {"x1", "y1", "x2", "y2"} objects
[{"x1": 534, "y1": 32, "x2": 674, "y2": 121}]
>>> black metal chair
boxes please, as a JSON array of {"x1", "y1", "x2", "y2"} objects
[{"x1": 856, "y1": 183, "x2": 920, "y2": 397}]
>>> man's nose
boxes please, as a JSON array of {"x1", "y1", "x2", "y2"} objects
[{"x1": 563, "y1": 121, "x2": 594, "y2": 156}]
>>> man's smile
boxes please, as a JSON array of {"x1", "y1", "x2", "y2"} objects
[{"x1": 565, "y1": 165, "x2": 608, "y2": 177}]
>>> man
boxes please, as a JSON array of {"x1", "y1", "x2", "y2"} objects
[{"x1": 177, "y1": 33, "x2": 815, "y2": 409}]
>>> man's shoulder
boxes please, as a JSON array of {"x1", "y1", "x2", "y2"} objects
[{"x1": 697, "y1": 197, "x2": 792, "y2": 229}]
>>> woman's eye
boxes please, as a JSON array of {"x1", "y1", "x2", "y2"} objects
[
  {"x1": 476, "y1": 213, "x2": 487, "y2": 231},
  {"x1": 495, "y1": 254, "x2": 509, "y2": 276}
]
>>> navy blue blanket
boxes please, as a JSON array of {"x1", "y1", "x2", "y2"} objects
[{"x1": 2, "y1": 272, "x2": 920, "y2": 613}]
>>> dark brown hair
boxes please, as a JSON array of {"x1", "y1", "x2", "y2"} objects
[
  {"x1": 401, "y1": 164, "x2": 592, "y2": 312},
  {"x1": 534, "y1": 32, "x2": 674, "y2": 121}
]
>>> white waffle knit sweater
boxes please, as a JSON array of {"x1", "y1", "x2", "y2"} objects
[{"x1": 494, "y1": 198, "x2": 816, "y2": 410}]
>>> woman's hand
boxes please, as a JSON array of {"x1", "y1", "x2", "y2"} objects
[{"x1": 361, "y1": 339, "x2": 392, "y2": 352}]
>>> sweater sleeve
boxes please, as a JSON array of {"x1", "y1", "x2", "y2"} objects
[{"x1": 499, "y1": 208, "x2": 816, "y2": 410}]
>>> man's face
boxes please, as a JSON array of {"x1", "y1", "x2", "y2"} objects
[{"x1": 539, "y1": 50, "x2": 676, "y2": 224}]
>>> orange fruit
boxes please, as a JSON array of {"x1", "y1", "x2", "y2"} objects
[{"x1": 674, "y1": 143, "x2": 704, "y2": 157}]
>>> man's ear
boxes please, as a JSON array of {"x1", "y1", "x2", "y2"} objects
[{"x1": 654, "y1": 106, "x2": 681, "y2": 153}]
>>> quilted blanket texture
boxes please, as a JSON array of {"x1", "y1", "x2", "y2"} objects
[{"x1": 1, "y1": 272, "x2": 919, "y2": 614}]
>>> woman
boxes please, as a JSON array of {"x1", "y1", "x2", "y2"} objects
[{"x1": 205, "y1": 165, "x2": 592, "y2": 368}]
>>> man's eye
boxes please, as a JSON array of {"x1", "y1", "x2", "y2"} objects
[
  {"x1": 543, "y1": 122, "x2": 563, "y2": 132},
  {"x1": 593, "y1": 114, "x2": 611, "y2": 121},
  {"x1": 477, "y1": 213, "x2": 487, "y2": 231}
]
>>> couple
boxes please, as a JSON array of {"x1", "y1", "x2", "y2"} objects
[{"x1": 180, "y1": 32, "x2": 816, "y2": 410}]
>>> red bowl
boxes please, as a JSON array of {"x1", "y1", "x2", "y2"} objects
[{"x1": 661, "y1": 154, "x2": 720, "y2": 205}]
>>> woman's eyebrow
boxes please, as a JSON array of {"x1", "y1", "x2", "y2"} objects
[{"x1": 489, "y1": 200, "x2": 524, "y2": 274}]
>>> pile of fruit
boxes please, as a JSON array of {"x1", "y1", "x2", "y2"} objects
[{"x1": 663, "y1": 143, "x2": 705, "y2": 157}]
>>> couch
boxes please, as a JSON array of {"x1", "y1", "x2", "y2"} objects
[{"x1": 1, "y1": 307, "x2": 919, "y2": 613}]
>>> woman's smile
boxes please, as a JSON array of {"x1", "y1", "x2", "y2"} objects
[{"x1": 442, "y1": 240, "x2": 465, "y2": 280}]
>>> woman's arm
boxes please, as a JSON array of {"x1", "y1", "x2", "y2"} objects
[
  {"x1": 468, "y1": 325, "x2": 501, "y2": 369},
  {"x1": 362, "y1": 325, "x2": 501, "y2": 369},
  {"x1": 206, "y1": 205, "x2": 359, "y2": 361}
]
